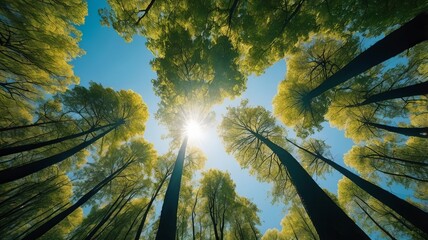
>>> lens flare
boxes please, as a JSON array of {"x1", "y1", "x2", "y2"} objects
[{"x1": 184, "y1": 120, "x2": 203, "y2": 139}]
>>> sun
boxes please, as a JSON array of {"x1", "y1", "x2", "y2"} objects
[{"x1": 184, "y1": 120, "x2": 203, "y2": 139}]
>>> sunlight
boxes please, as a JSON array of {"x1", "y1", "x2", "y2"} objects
[{"x1": 184, "y1": 119, "x2": 203, "y2": 140}]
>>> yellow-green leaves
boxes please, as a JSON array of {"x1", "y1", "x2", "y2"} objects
[
  {"x1": 0, "y1": 0, "x2": 87, "y2": 101},
  {"x1": 273, "y1": 36, "x2": 360, "y2": 137}
]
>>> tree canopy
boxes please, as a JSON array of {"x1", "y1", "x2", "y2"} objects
[{"x1": 1, "y1": 0, "x2": 426, "y2": 239}]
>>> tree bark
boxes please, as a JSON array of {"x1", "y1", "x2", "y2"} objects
[
  {"x1": 351, "y1": 81, "x2": 428, "y2": 107},
  {"x1": 0, "y1": 121, "x2": 123, "y2": 184},
  {"x1": 251, "y1": 131, "x2": 369, "y2": 239},
  {"x1": 155, "y1": 136, "x2": 188, "y2": 240},
  {"x1": 0, "y1": 122, "x2": 117, "y2": 157},
  {"x1": 286, "y1": 138, "x2": 428, "y2": 235},
  {"x1": 363, "y1": 121, "x2": 428, "y2": 138},
  {"x1": 22, "y1": 160, "x2": 132, "y2": 240},
  {"x1": 305, "y1": 12, "x2": 428, "y2": 102}
]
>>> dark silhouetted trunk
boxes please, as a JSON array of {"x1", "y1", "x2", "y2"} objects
[
  {"x1": 355, "y1": 200, "x2": 397, "y2": 240},
  {"x1": 155, "y1": 136, "x2": 188, "y2": 240},
  {"x1": 135, "y1": 170, "x2": 170, "y2": 240},
  {"x1": 304, "y1": 12, "x2": 428, "y2": 102},
  {"x1": 191, "y1": 190, "x2": 199, "y2": 240},
  {"x1": 22, "y1": 160, "x2": 132, "y2": 240},
  {"x1": 84, "y1": 191, "x2": 127, "y2": 240},
  {"x1": 0, "y1": 122, "x2": 117, "y2": 157},
  {"x1": 251, "y1": 131, "x2": 369, "y2": 239},
  {"x1": 227, "y1": 0, "x2": 240, "y2": 28},
  {"x1": 249, "y1": 222, "x2": 258, "y2": 240},
  {"x1": 0, "y1": 120, "x2": 124, "y2": 184},
  {"x1": 350, "y1": 81, "x2": 428, "y2": 107},
  {"x1": 286, "y1": 139, "x2": 428, "y2": 235},
  {"x1": 0, "y1": 119, "x2": 73, "y2": 132},
  {"x1": 363, "y1": 121, "x2": 428, "y2": 138},
  {"x1": 136, "y1": 0, "x2": 156, "y2": 24}
]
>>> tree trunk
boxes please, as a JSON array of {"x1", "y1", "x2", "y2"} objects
[
  {"x1": 22, "y1": 160, "x2": 132, "y2": 240},
  {"x1": 191, "y1": 190, "x2": 199, "y2": 240},
  {"x1": 135, "y1": 172, "x2": 169, "y2": 240},
  {"x1": 305, "y1": 12, "x2": 428, "y2": 102},
  {"x1": 251, "y1": 132, "x2": 369, "y2": 239},
  {"x1": 0, "y1": 121, "x2": 123, "y2": 184},
  {"x1": 0, "y1": 119, "x2": 73, "y2": 132},
  {"x1": 351, "y1": 81, "x2": 428, "y2": 107},
  {"x1": 363, "y1": 121, "x2": 428, "y2": 138},
  {"x1": 155, "y1": 136, "x2": 188, "y2": 240},
  {"x1": 286, "y1": 139, "x2": 428, "y2": 235},
  {"x1": 90, "y1": 191, "x2": 136, "y2": 240},
  {"x1": 84, "y1": 192, "x2": 126, "y2": 240},
  {"x1": 0, "y1": 122, "x2": 117, "y2": 157},
  {"x1": 355, "y1": 200, "x2": 397, "y2": 240}
]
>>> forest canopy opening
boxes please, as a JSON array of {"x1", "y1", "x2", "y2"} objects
[{"x1": 184, "y1": 119, "x2": 203, "y2": 140}]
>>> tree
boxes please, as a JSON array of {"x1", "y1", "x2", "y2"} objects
[
  {"x1": 219, "y1": 100, "x2": 368, "y2": 239},
  {"x1": 345, "y1": 135, "x2": 428, "y2": 201},
  {"x1": 0, "y1": 171, "x2": 82, "y2": 239},
  {"x1": 290, "y1": 137, "x2": 428, "y2": 235},
  {"x1": 229, "y1": 196, "x2": 261, "y2": 240},
  {"x1": 200, "y1": 170, "x2": 236, "y2": 240},
  {"x1": 155, "y1": 136, "x2": 188, "y2": 240},
  {"x1": 22, "y1": 139, "x2": 155, "y2": 239},
  {"x1": 298, "y1": 12, "x2": 427, "y2": 114},
  {"x1": 0, "y1": 82, "x2": 149, "y2": 183},
  {"x1": 0, "y1": 0, "x2": 86, "y2": 100},
  {"x1": 338, "y1": 177, "x2": 427, "y2": 239},
  {"x1": 273, "y1": 35, "x2": 360, "y2": 136},
  {"x1": 261, "y1": 199, "x2": 318, "y2": 240},
  {"x1": 134, "y1": 152, "x2": 176, "y2": 239}
]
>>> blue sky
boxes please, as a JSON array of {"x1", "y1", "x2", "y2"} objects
[{"x1": 72, "y1": 0, "x2": 414, "y2": 236}]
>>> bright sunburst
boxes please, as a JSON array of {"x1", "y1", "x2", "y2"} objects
[{"x1": 184, "y1": 119, "x2": 203, "y2": 139}]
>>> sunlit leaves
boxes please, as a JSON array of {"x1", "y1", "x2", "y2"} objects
[
  {"x1": 0, "y1": 0, "x2": 86, "y2": 101},
  {"x1": 273, "y1": 35, "x2": 360, "y2": 137},
  {"x1": 219, "y1": 100, "x2": 297, "y2": 202}
]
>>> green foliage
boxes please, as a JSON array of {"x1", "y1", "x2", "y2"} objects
[
  {"x1": 219, "y1": 100, "x2": 298, "y2": 203},
  {"x1": 0, "y1": 0, "x2": 86, "y2": 101},
  {"x1": 273, "y1": 35, "x2": 360, "y2": 137},
  {"x1": 344, "y1": 136, "x2": 428, "y2": 201},
  {"x1": 295, "y1": 138, "x2": 333, "y2": 178},
  {"x1": 338, "y1": 177, "x2": 427, "y2": 239},
  {"x1": 2, "y1": 0, "x2": 427, "y2": 238}
]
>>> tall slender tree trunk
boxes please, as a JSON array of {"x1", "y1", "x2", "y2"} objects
[
  {"x1": 286, "y1": 139, "x2": 428, "y2": 234},
  {"x1": 304, "y1": 12, "x2": 428, "y2": 102},
  {"x1": 250, "y1": 131, "x2": 369, "y2": 239},
  {"x1": 350, "y1": 81, "x2": 428, "y2": 107},
  {"x1": 0, "y1": 119, "x2": 73, "y2": 132},
  {"x1": 84, "y1": 192, "x2": 126, "y2": 240},
  {"x1": 191, "y1": 190, "x2": 199, "y2": 240},
  {"x1": 363, "y1": 121, "x2": 428, "y2": 138},
  {"x1": 355, "y1": 200, "x2": 397, "y2": 240},
  {"x1": 0, "y1": 121, "x2": 123, "y2": 184},
  {"x1": 22, "y1": 161, "x2": 132, "y2": 240},
  {"x1": 155, "y1": 136, "x2": 188, "y2": 240},
  {"x1": 0, "y1": 122, "x2": 117, "y2": 157},
  {"x1": 134, "y1": 172, "x2": 169, "y2": 240}
]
